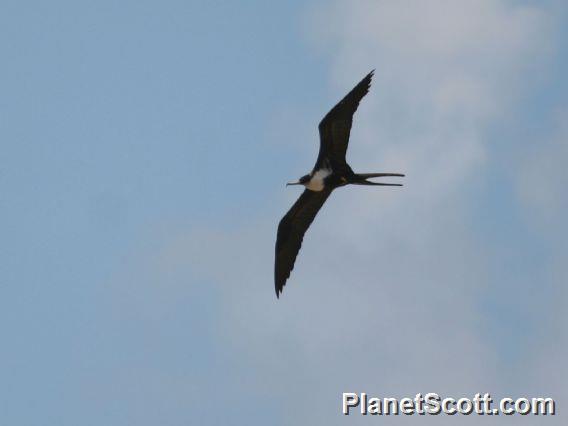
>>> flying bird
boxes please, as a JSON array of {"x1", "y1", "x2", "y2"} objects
[{"x1": 274, "y1": 70, "x2": 404, "y2": 298}]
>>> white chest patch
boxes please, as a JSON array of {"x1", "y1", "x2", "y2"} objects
[{"x1": 306, "y1": 168, "x2": 332, "y2": 192}]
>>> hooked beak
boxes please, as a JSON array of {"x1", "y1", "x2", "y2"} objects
[{"x1": 286, "y1": 181, "x2": 301, "y2": 187}]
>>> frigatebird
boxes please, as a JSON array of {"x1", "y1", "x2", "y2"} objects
[{"x1": 274, "y1": 70, "x2": 404, "y2": 298}]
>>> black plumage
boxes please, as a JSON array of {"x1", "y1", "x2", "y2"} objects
[
  {"x1": 274, "y1": 71, "x2": 404, "y2": 298},
  {"x1": 316, "y1": 70, "x2": 374, "y2": 174}
]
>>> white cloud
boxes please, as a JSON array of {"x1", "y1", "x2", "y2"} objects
[
  {"x1": 108, "y1": 1, "x2": 564, "y2": 424},
  {"x1": 517, "y1": 110, "x2": 568, "y2": 228},
  {"x1": 306, "y1": 0, "x2": 552, "y2": 196},
  {"x1": 514, "y1": 109, "x2": 568, "y2": 409}
]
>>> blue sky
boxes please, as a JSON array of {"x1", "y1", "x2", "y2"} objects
[{"x1": 1, "y1": 1, "x2": 567, "y2": 425}]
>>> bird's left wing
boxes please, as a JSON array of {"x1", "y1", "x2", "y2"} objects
[
  {"x1": 275, "y1": 188, "x2": 333, "y2": 298},
  {"x1": 316, "y1": 70, "x2": 374, "y2": 172}
]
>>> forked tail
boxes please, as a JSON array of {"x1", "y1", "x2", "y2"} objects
[{"x1": 352, "y1": 173, "x2": 404, "y2": 186}]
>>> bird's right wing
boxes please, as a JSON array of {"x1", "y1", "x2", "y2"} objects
[{"x1": 275, "y1": 188, "x2": 333, "y2": 297}]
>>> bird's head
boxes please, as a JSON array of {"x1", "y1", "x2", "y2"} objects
[{"x1": 286, "y1": 174, "x2": 310, "y2": 187}]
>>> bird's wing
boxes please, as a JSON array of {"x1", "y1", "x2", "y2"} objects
[
  {"x1": 316, "y1": 70, "x2": 374, "y2": 172},
  {"x1": 275, "y1": 188, "x2": 333, "y2": 297}
]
